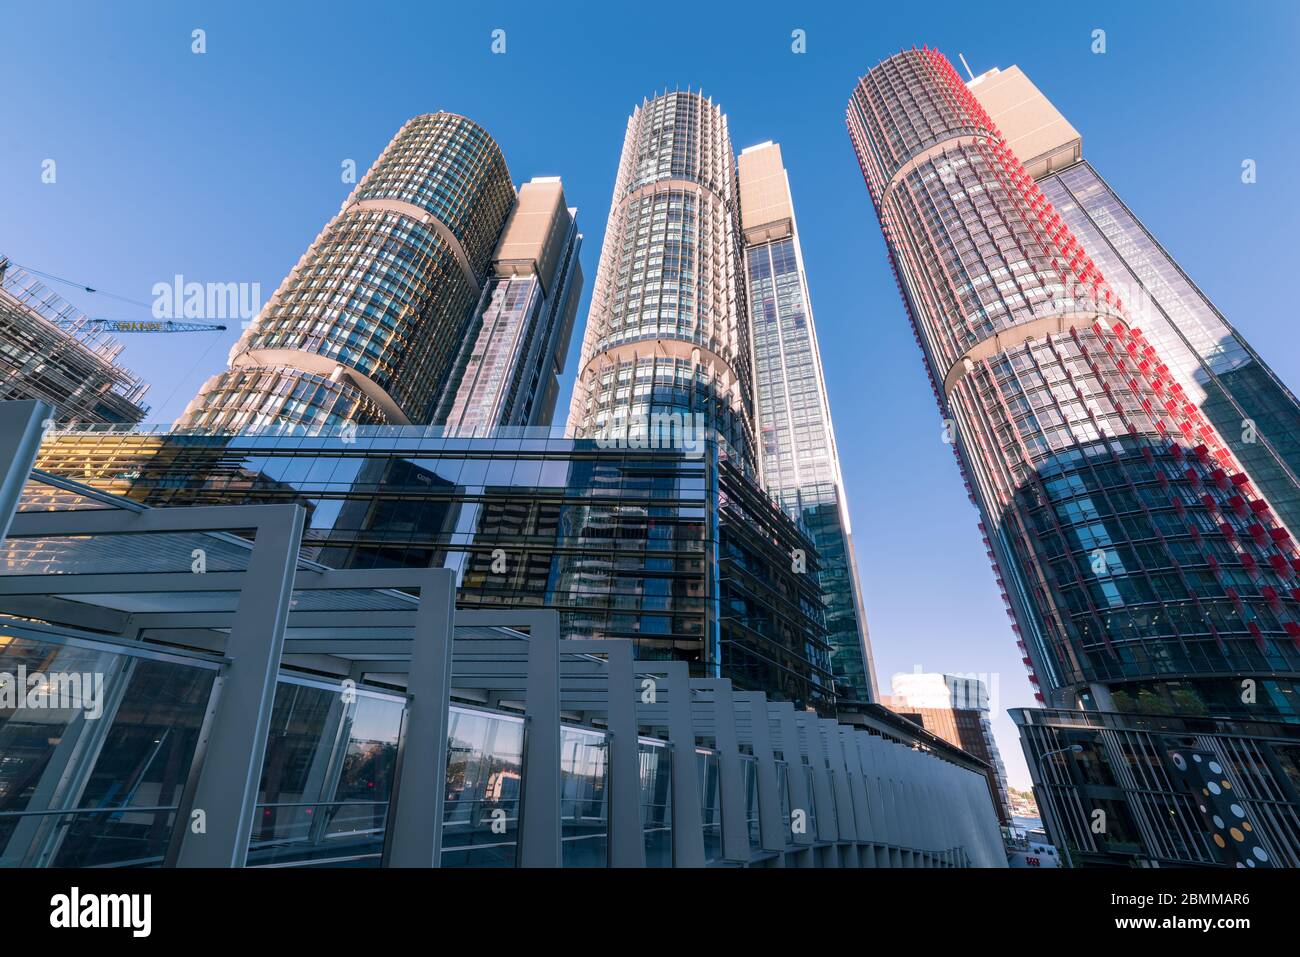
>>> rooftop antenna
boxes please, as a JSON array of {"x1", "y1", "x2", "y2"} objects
[{"x1": 957, "y1": 53, "x2": 976, "y2": 81}]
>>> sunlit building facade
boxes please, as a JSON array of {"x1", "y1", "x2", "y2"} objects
[
  {"x1": 848, "y1": 49, "x2": 1300, "y2": 866},
  {"x1": 737, "y1": 141, "x2": 876, "y2": 704},
  {"x1": 178, "y1": 113, "x2": 516, "y2": 433},
  {"x1": 967, "y1": 65, "x2": 1300, "y2": 543},
  {"x1": 567, "y1": 91, "x2": 755, "y2": 472},
  {"x1": 438, "y1": 177, "x2": 584, "y2": 433}
]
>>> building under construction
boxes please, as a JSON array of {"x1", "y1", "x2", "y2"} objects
[{"x1": 0, "y1": 262, "x2": 150, "y2": 425}]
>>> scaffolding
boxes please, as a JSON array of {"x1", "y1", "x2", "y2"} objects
[{"x1": 0, "y1": 265, "x2": 150, "y2": 423}]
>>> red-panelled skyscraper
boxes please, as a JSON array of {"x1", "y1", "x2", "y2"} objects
[{"x1": 848, "y1": 49, "x2": 1300, "y2": 866}]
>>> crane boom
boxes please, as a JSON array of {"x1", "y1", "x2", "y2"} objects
[
  {"x1": 83, "y1": 319, "x2": 228, "y2": 333},
  {"x1": 0, "y1": 257, "x2": 229, "y2": 333}
]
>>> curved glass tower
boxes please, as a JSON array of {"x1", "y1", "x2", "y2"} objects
[
  {"x1": 179, "y1": 113, "x2": 516, "y2": 433},
  {"x1": 848, "y1": 49, "x2": 1300, "y2": 716},
  {"x1": 567, "y1": 90, "x2": 755, "y2": 473}
]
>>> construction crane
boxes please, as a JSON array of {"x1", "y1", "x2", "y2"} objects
[
  {"x1": 0, "y1": 256, "x2": 228, "y2": 333},
  {"x1": 81, "y1": 318, "x2": 228, "y2": 333}
]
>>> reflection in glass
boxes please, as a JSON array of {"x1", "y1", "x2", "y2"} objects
[
  {"x1": 697, "y1": 748, "x2": 722, "y2": 862},
  {"x1": 742, "y1": 755, "x2": 761, "y2": 852},
  {"x1": 561, "y1": 726, "x2": 609, "y2": 867},
  {"x1": 803, "y1": 764, "x2": 818, "y2": 838},
  {"x1": 248, "y1": 679, "x2": 404, "y2": 867},
  {"x1": 0, "y1": 634, "x2": 217, "y2": 867},
  {"x1": 441, "y1": 707, "x2": 524, "y2": 867},
  {"x1": 638, "y1": 739, "x2": 672, "y2": 867},
  {"x1": 775, "y1": 760, "x2": 792, "y2": 845}
]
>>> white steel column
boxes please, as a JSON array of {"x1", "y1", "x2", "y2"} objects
[
  {"x1": 177, "y1": 504, "x2": 305, "y2": 867},
  {"x1": 383, "y1": 568, "x2": 456, "y2": 867},
  {"x1": 519, "y1": 613, "x2": 561, "y2": 867},
  {"x1": 663, "y1": 662, "x2": 705, "y2": 867},
  {"x1": 0, "y1": 400, "x2": 50, "y2": 544}
]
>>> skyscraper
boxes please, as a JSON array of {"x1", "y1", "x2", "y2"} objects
[
  {"x1": 438, "y1": 177, "x2": 583, "y2": 433},
  {"x1": 736, "y1": 141, "x2": 877, "y2": 703},
  {"x1": 849, "y1": 46, "x2": 1300, "y2": 713},
  {"x1": 969, "y1": 64, "x2": 1300, "y2": 541},
  {"x1": 552, "y1": 90, "x2": 848, "y2": 706},
  {"x1": 178, "y1": 112, "x2": 516, "y2": 433},
  {"x1": 567, "y1": 90, "x2": 755, "y2": 473},
  {"x1": 849, "y1": 48, "x2": 1300, "y2": 865}
]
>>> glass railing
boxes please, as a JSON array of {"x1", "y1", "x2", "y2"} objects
[
  {"x1": 0, "y1": 806, "x2": 180, "y2": 868},
  {"x1": 247, "y1": 801, "x2": 388, "y2": 867},
  {"x1": 803, "y1": 764, "x2": 819, "y2": 838},
  {"x1": 0, "y1": 626, "x2": 221, "y2": 868},
  {"x1": 248, "y1": 675, "x2": 405, "y2": 868},
  {"x1": 560, "y1": 725, "x2": 609, "y2": 867},
  {"x1": 697, "y1": 747, "x2": 722, "y2": 863},
  {"x1": 741, "y1": 755, "x2": 761, "y2": 853},
  {"x1": 827, "y1": 768, "x2": 842, "y2": 837},
  {"x1": 442, "y1": 707, "x2": 525, "y2": 868},
  {"x1": 775, "y1": 760, "x2": 792, "y2": 845},
  {"x1": 638, "y1": 739, "x2": 673, "y2": 867}
]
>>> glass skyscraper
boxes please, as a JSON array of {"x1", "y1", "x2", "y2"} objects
[
  {"x1": 1036, "y1": 164, "x2": 1300, "y2": 535},
  {"x1": 848, "y1": 48, "x2": 1300, "y2": 714},
  {"x1": 967, "y1": 64, "x2": 1300, "y2": 544},
  {"x1": 178, "y1": 112, "x2": 517, "y2": 433},
  {"x1": 34, "y1": 98, "x2": 842, "y2": 713},
  {"x1": 567, "y1": 90, "x2": 755, "y2": 473},
  {"x1": 736, "y1": 141, "x2": 877, "y2": 703},
  {"x1": 849, "y1": 48, "x2": 1300, "y2": 866}
]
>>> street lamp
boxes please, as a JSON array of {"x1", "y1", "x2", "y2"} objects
[{"x1": 1042, "y1": 743, "x2": 1084, "y2": 760}]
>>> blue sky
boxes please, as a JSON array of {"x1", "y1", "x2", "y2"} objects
[{"x1": 4, "y1": 0, "x2": 1298, "y2": 790}]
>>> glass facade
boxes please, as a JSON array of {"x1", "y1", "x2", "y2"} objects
[
  {"x1": 441, "y1": 275, "x2": 554, "y2": 432},
  {"x1": 740, "y1": 145, "x2": 876, "y2": 704},
  {"x1": 35, "y1": 427, "x2": 836, "y2": 711},
  {"x1": 1038, "y1": 161, "x2": 1300, "y2": 537},
  {"x1": 848, "y1": 50, "x2": 1300, "y2": 718},
  {"x1": 178, "y1": 113, "x2": 516, "y2": 433},
  {"x1": 568, "y1": 91, "x2": 756, "y2": 472}
]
